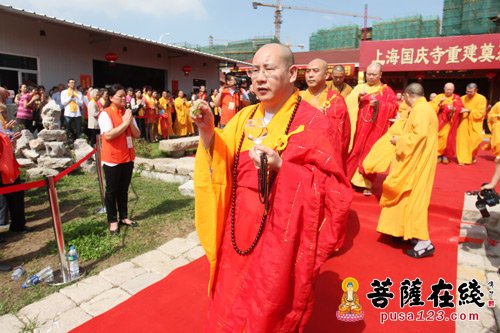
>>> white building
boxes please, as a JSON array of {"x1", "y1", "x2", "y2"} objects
[{"x1": 0, "y1": 5, "x2": 244, "y2": 93}]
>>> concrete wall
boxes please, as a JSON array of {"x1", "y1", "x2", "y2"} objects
[{"x1": 0, "y1": 11, "x2": 221, "y2": 92}]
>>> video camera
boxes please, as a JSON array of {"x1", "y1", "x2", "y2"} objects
[{"x1": 467, "y1": 185, "x2": 500, "y2": 218}]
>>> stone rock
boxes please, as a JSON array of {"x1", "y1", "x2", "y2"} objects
[
  {"x1": 159, "y1": 136, "x2": 199, "y2": 154},
  {"x1": 15, "y1": 129, "x2": 34, "y2": 152},
  {"x1": 37, "y1": 156, "x2": 72, "y2": 169},
  {"x1": 178, "y1": 180, "x2": 194, "y2": 197},
  {"x1": 27, "y1": 167, "x2": 59, "y2": 178},
  {"x1": 16, "y1": 158, "x2": 36, "y2": 169},
  {"x1": 29, "y1": 138, "x2": 45, "y2": 150},
  {"x1": 41, "y1": 100, "x2": 61, "y2": 130},
  {"x1": 80, "y1": 160, "x2": 96, "y2": 173},
  {"x1": 45, "y1": 142, "x2": 69, "y2": 158},
  {"x1": 74, "y1": 139, "x2": 95, "y2": 162},
  {"x1": 38, "y1": 129, "x2": 67, "y2": 142},
  {"x1": 22, "y1": 149, "x2": 40, "y2": 161}
]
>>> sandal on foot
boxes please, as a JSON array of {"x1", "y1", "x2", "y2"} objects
[
  {"x1": 120, "y1": 219, "x2": 138, "y2": 227},
  {"x1": 363, "y1": 189, "x2": 372, "y2": 196},
  {"x1": 406, "y1": 243, "x2": 435, "y2": 258}
]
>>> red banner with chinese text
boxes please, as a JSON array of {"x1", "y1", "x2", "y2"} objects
[{"x1": 359, "y1": 33, "x2": 500, "y2": 72}]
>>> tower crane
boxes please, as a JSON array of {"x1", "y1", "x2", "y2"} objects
[{"x1": 251, "y1": 1, "x2": 382, "y2": 42}]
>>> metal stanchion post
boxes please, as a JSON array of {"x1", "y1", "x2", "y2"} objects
[
  {"x1": 95, "y1": 134, "x2": 106, "y2": 214},
  {"x1": 46, "y1": 175, "x2": 70, "y2": 284},
  {"x1": 46, "y1": 175, "x2": 85, "y2": 285}
]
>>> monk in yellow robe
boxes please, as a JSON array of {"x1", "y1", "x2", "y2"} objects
[
  {"x1": 158, "y1": 91, "x2": 174, "y2": 139},
  {"x1": 300, "y1": 58, "x2": 350, "y2": 169},
  {"x1": 429, "y1": 82, "x2": 463, "y2": 164},
  {"x1": 457, "y1": 83, "x2": 487, "y2": 165},
  {"x1": 488, "y1": 101, "x2": 500, "y2": 156},
  {"x1": 192, "y1": 43, "x2": 352, "y2": 332},
  {"x1": 377, "y1": 83, "x2": 438, "y2": 258},
  {"x1": 174, "y1": 91, "x2": 194, "y2": 136},
  {"x1": 326, "y1": 64, "x2": 353, "y2": 98},
  {"x1": 362, "y1": 100, "x2": 410, "y2": 175},
  {"x1": 345, "y1": 62, "x2": 398, "y2": 195}
]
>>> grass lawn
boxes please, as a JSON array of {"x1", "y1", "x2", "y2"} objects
[{"x1": 0, "y1": 170, "x2": 195, "y2": 316}]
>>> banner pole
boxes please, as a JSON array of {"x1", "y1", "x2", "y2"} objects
[
  {"x1": 46, "y1": 175, "x2": 70, "y2": 283},
  {"x1": 95, "y1": 134, "x2": 106, "y2": 214}
]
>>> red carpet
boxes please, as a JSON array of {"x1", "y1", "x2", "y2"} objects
[{"x1": 73, "y1": 152, "x2": 492, "y2": 333}]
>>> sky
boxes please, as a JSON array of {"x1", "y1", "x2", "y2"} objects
[{"x1": 2, "y1": 0, "x2": 444, "y2": 51}]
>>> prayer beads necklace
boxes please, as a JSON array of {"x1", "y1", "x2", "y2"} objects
[{"x1": 231, "y1": 97, "x2": 302, "y2": 256}]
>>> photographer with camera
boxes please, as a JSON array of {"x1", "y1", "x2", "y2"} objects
[{"x1": 214, "y1": 74, "x2": 249, "y2": 129}]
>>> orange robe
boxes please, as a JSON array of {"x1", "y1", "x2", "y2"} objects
[
  {"x1": 158, "y1": 96, "x2": 174, "y2": 138},
  {"x1": 345, "y1": 83, "x2": 398, "y2": 187},
  {"x1": 457, "y1": 93, "x2": 487, "y2": 164},
  {"x1": 488, "y1": 101, "x2": 500, "y2": 156},
  {"x1": 430, "y1": 93, "x2": 463, "y2": 157},
  {"x1": 300, "y1": 87, "x2": 351, "y2": 171},
  {"x1": 377, "y1": 97, "x2": 438, "y2": 240},
  {"x1": 194, "y1": 92, "x2": 352, "y2": 332},
  {"x1": 326, "y1": 81, "x2": 353, "y2": 98}
]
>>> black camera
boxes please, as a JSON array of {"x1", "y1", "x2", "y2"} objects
[
  {"x1": 467, "y1": 185, "x2": 500, "y2": 218},
  {"x1": 234, "y1": 76, "x2": 249, "y2": 90}
]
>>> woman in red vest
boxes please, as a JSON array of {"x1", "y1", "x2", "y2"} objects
[{"x1": 98, "y1": 84, "x2": 141, "y2": 235}]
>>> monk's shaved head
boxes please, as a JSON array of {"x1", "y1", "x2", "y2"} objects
[
  {"x1": 309, "y1": 58, "x2": 328, "y2": 72},
  {"x1": 255, "y1": 43, "x2": 294, "y2": 68},
  {"x1": 405, "y1": 83, "x2": 425, "y2": 97},
  {"x1": 367, "y1": 62, "x2": 383, "y2": 73},
  {"x1": 444, "y1": 82, "x2": 455, "y2": 97}
]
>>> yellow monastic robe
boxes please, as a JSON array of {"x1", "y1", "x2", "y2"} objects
[
  {"x1": 299, "y1": 87, "x2": 329, "y2": 111},
  {"x1": 488, "y1": 101, "x2": 500, "y2": 156},
  {"x1": 457, "y1": 93, "x2": 487, "y2": 164},
  {"x1": 326, "y1": 81, "x2": 353, "y2": 98},
  {"x1": 362, "y1": 102, "x2": 410, "y2": 174},
  {"x1": 174, "y1": 97, "x2": 193, "y2": 136},
  {"x1": 194, "y1": 93, "x2": 300, "y2": 292},
  {"x1": 377, "y1": 97, "x2": 438, "y2": 240},
  {"x1": 158, "y1": 97, "x2": 174, "y2": 136}
]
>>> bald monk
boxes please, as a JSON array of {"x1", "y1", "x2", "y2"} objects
[
  {"x1": 457, "y1": 83, "x2": 487, "y2": 165},
  {"x1": 429, "y1": 82, "x2": 463, "y2": 164},
  {"x1": 192, "y1": 43, "x2": 352, "y2": 332},
  {"x1": 345, "y1": 62, "x2": 398, "y2": 195},
  {"x1": 300, "y1": 58, "x2": 350, "y2": 168},
  {"x1": 377, "y1": 83, "x2": 438, "y2": 258},
  {"x1": 327, "y1": 64, "x2": 353, "y2": 98}
]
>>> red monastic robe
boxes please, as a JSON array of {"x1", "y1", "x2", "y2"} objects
[
  {"x1": 346, "y1": 85, "x2": 398, "y2": 179},
  {"x1": 194, "y1": 92, "x2": 352, "y2": 332},
  {"x1": 324, "y1": 90, "x2": 351, "y2": 172}
]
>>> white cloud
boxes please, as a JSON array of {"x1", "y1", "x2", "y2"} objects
[{"x1": 3, "y1": 0, "x2": 209, "y2": 21}]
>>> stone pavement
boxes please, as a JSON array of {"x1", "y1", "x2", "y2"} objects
[
  {"x1": 456, "y1": 194, "x2": 500, "y2": 333},
  {"x1": 0, "y1": 232, "x2": 204, "y2": 333}
]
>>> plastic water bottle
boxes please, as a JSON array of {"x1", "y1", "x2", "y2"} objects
[
  {"x1": 67, "y1": 246, "x2": 80, "y2": 280},
  {"x1": 22, "y1": 266, "x2": 53, "y2": 288},
  {"x1": 11, "y1": 266, "x2": 25, "y2": 281}
]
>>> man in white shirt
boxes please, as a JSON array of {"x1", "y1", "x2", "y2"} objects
[{"x1": 60, "y1": 78, "x2": 83, "y2": 141}]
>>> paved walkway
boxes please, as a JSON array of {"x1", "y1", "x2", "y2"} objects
[
  {"x1": 0, "y1": 232, "x2": 204, "y2": 333},
  {"x1": 0, "y1": 188, "x2": 498, "y2": 332}
]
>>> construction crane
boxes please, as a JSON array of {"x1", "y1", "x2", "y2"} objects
[{"x1": 252, "y1": 1, "x2": 382, "y2": 42}]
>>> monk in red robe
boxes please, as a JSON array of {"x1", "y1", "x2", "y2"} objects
[
  {"x1": 429, "y1": 82, "x2": 463, "y2": 164},
  {"x1": 345, "y1": 62, "x2": 398, "y2": 195},
  {"x1": 300, "y1": 58, "x2": 350, "y2": 171},
  {"x1": 192, "y1": 43, "x2": 352, "y2": 332}
]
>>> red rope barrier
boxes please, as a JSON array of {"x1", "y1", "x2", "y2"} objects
[{"x1": 0, "y1": 147, "x2": 97, "y2": 195}]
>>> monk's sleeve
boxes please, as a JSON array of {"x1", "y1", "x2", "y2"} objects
[
  {"x1": 395, "y1": 110, "x2": 428, "y2": 160},
  {"x1": 471, "y1": 96, "x2": 487, "y2": 121}
]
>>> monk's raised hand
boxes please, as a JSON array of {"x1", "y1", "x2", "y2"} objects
[{"x1": 191, "y1": 100, "x2": 214, "y2": 130}]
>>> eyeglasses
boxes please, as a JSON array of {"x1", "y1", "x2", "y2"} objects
[{"x1": 247, "y1": 66, "x2": 280, "y2": 78}]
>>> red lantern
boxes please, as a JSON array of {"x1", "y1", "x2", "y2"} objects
[
  {"x1": 105, "y1": 52, "x2": 119, "y2": 63},
  {"x1": 486, "y1": 72, "x2": 497, "y2": 80},
  {"x1": 182, "y1": 65, "x2": 192, "y2": 76}
]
